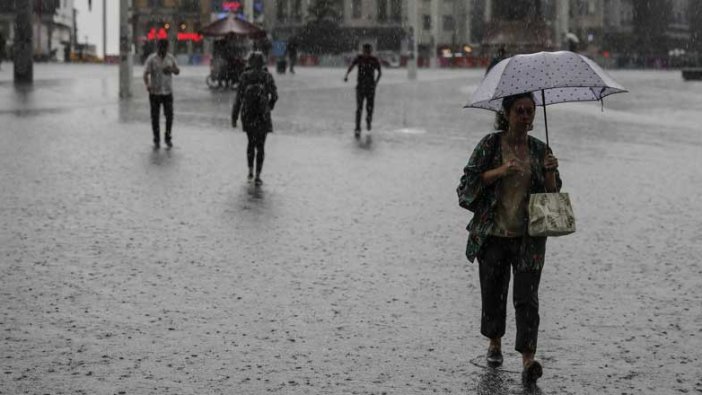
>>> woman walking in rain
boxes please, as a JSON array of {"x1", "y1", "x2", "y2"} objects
[
  {"x1": 232, "y1": 52, "x2": 278, "y2": 186},
  {"x1": 457, "y1": 92, "x2": 560, "y2": 383}
]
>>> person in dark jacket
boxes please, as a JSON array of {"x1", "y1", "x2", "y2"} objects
[
  {"x1": 287, "y1": 38, "x2": 298, "y2": 74},
  {"x1": 344, "y1": 43, "x2": 382, "y2": 138},
  {"x1": 486, "y1": 45, "x2": 506, "y2": 74},
  {"x1": 232, "y1": 52, "x2": 278, "y2": 186},
  {"x1": 0, "y1": 31, "x2": 6, "y2": 70}
]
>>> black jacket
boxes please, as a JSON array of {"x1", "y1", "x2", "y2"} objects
[{"x1": 232, "y1": 67, "x2": 278, "y2": 134}]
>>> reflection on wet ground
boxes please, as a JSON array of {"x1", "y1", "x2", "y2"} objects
[
  {"x1": 477, "y1": 368, "x2": 508, "y2": 394},
  {"x1": 471, "y1": 354, "x2": 545, "y2": 395},
  {"x1": 476, "y1": 367, "x2": 545, "y2": 395},
  {"x1": 246, "y1": 182, "x2": 265, "y2": 200},
  {"x1": 149, "y1": 147, "x2": 174, "y2": 165},
  {"x1": 355, "y1": 132, "x2": 373, "y2": 149},
  {"x1": 2, "y1": 64, "x2": 701, "y2": 394}
]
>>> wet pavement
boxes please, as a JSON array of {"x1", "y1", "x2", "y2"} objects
[{"x1": 1, "y1": 64, "x2": 701, "y2": 394}]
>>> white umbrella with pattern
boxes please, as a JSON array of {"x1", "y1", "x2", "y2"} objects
[{"x1": 466, "y1": 51, "x2": 627, "y2": 146}]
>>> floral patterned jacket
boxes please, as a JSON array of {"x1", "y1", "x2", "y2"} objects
[{"x1": 457, "y1": 132, "x2": 562, "y2": 272}]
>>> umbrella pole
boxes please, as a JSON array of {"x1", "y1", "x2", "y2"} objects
[{"x1": 541, "y1": 89, "x2": 549, "y2": 148}]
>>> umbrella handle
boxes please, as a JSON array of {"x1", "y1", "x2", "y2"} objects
[{"x1": 541, "y1": 89, "x2": 549, "y2": 148}]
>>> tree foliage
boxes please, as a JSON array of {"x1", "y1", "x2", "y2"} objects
[
  {"x1": 296, "y1": 0, "x2": 352, "y2": 55},
  {"x1": 689, "y1": 1, "x2": 702, "y2": 53},
  {"x1": 306, "y1": 0, "x2": 342, "y2": 22},
  {"x1": 633, "y1": 0, "x2": 672, "y2": 56}
]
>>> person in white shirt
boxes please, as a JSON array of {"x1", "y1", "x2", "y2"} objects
[{"x1": 143, "y1": 40, "x2": 180, "y2": 149}]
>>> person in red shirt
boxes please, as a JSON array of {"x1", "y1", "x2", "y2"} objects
[{"x1": 344, "y1": 44, "x2": 382, "y2": 138}]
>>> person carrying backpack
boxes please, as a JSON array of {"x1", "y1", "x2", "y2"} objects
[{"x1": 232, "y1": 52, "x2": 278, "y2": 186}]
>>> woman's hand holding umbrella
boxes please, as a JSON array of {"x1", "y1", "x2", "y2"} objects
[{"x1": 544, "y1": 154, "x2": 559, "y2": 172}]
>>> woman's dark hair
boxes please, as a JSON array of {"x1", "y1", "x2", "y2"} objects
[
  {"x1": 493, "y1": 92, "x2": 536, "y2": 131},
  {"x1": 247, "y1": 51, "x2": 265, "y2": 69}
]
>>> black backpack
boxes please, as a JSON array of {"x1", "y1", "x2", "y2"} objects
[{"x1": 242, "y1": 79, "x2": 268, "y2": 121}]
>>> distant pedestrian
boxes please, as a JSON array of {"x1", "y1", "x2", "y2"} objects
[
  {"x1": 486, "y1": 46, "x2": 508, "y2": 128},
  {"x1": 457, "y1": 92, "x2": 561, "y2": 384},
  {"x1": 287, "y1": 38, "x2": 298, "y2": 74},
  {"x1": 0, "y1": 31, "x2": 6, "y2": 70},
  {"x1": 143, "y1": 39, "x2": 180, "y2": 149},
  {"x1": 486, "y1": 45, "x2": 506, "y2": 74},
  {"x1": 232, "y1": 52, "x2": 278, "y2": 186},
  {"x1": 344, "y1": 43, "x2": 382, "y2": 138}
]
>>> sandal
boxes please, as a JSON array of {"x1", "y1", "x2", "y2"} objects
[
  {"x1": 486, "y1": 348, "x2": 503, "y2": 367},
  {"x1": 522, "y1": 360, "x2": 543, "y2": 383}
]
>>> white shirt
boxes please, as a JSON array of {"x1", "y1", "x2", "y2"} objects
[{"x1": 144, "y1": 53, "x2": 177, "y2": 95}]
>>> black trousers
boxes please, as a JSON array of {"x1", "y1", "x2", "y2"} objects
[
  {"x1": 477, "y1": 236, "x2": 542, "y2": 354},
  {"x1": 149, "y1": 94, "x2": 173, "y2": 143},
  {"x1": 355, "y1": 86, "x2": 375, "y2": 130},
  {"x1": 246, "y1": 131, "x2": 267, "y2": 173}
]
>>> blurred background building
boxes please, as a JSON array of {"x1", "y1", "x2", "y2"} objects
[
  {"x1": 568, "y1": 0, "x2": 692, "y2": 67},
  {"x1": 0, "y1": 0, "x2": 696, "y2": 68},
  {"x1": 132, "y1": 0, "x2": 208, "y2": 64},
  {"x1": 0, "y1": 0, "x2": 78, "y2": 62}
]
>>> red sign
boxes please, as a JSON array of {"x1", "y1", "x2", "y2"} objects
[
  {"x1": 222, "y1": 1, "x2": 241, "y2": 11},
  {"x1": 177, "y1": 32, "x2": 204, "y2": 42},
  {"x1": 147, "y1": 27, "x2": 203, "y2": 42},
  {"x1": 147, "y1": 27, "x2": 168, "y2": 40}
]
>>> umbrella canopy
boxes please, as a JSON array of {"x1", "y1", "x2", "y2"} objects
[
  {"x1": 466, "y1": 51, "x2": 626, "y2": 112},
  {"x1": 465, "y1": 51, "x2": 627, "y2": 146},
  {"x1": 199, "y1": 13, "x2": 266, "y2": 38}
]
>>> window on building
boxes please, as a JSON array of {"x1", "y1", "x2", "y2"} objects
[
  {"x1": 180, "y1": 0, "x2": 199, "y2": 12},
  {"x1": 277, "y1": 0, "x2": 288, "y2": 21},
  {"x1": 378, "y1": 0, "x2": 387, "y2": 22},
  {"x1": 574, "y1": 0, "x2": 597, "y2": 15},
  {"x1": 588, "y1": 0, "x2": 596, "y2": 14},
  {"x1": 573, "y1": 0, "x2": 588, "y2": 16},
  {"x1": 422, "y1": 14, "x2": 431, "y2": 30},
  {"x1": 352, "y1": 0, "x2": 362, "y2": 19},
  {"x1": 621, "y1": 0, "x2": 633, "y2": 25},
  {"x1": 293, "y1": 0, "x2": 302, "y2": 21},
  {"x1": 603, "y1": 0, "x2": 612, "y2": 26},
  {"x1": 443, "y1": 15, "x2": 455, "y2": 31},
  {"x1": 390, "y1": 0, "x2": 401, "y2": 22},
  {"x1": 336, "y1": 0, "x2": 345, "y2": 20}
]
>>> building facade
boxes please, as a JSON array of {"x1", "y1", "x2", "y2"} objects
[
  {"x1": 0, "y1": 0, "x2": 76, "y2": 62},
  {"x1": 127, "y1": 0, "x2": 693, "y2": 67},
  {"x1": 131, "y1": 0, "x2": 266, "y2": 63},
  {"x1": 132, "y1": 0, "x2": 209, "y2": 63},
  {"x1": 475, "y1": 0, "x2": 572, "y2": 55},
  {"x1": 263, "y1": 0, "x2": 405, "y2": 52},
  {"x1": 569, "y1": 0, "x2": 691, "y2": 66},
  {"x1": 263, "y1": 0, "x2": 472, "y2": 56}
]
